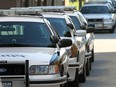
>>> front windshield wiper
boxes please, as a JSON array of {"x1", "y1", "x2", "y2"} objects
[
  {"x1": 0, "y1": 43, "x2": 56, "y2": 47},
  {"x1": 0, "y1": 43, "x2": 36, "y2": 47}
]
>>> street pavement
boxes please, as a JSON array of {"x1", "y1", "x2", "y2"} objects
[{"x1": 80, "y1": 30, "x2": 116, "y2": 87}]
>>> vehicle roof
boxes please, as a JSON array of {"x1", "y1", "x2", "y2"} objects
[
  {"x1": 0, "y1": 16, "x2": 44, "y2": 23},
  {"x1": 86, "y1": 0, "x2": 112, "y2": 3},
  {"x1": 82, "y1": 3, "x2": 110, "y2": 7}
]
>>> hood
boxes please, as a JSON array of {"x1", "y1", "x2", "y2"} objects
[
  {"x1": 83, "y1": 14, "x2": 112, "y2": 19},
  {"x1": 0, "y1": 47, "x2": 56, "y2": 65}
]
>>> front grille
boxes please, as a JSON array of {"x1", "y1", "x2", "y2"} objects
[
  {"x1": 0, "y1": 64, "x2": 25, "y2": 75},
  {"x1": 87, "y1": 19, "x2": 103, "y2": 22}
]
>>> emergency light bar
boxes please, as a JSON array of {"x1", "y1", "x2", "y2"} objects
[
  {"x1": 0, "y1": 8, "x2": 42, "y2": 16},
  {"x1": 15, "y1": 9, "x2": 42, "y2": 15},
  {"x1": 10, "y1": 7, "x2": 28, "y2": 10},
  {"x1": 63, "y1": 6, "x2": 76, "y2": 11},
  {"x1": 29, "y1": 6, "x2": 64, "y2": 12},
  {"x1": 0, "y1": 9, "x2": 15, "y2": 16},
  {"x1": 29, "y1": 6, "x2": 77, "y2": 12}
]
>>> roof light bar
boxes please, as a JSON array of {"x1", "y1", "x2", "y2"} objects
[
  {"x1": 63, "y1": 6, "x2": 76, "y2": 11},
  {"x1": 29, "y1": 6, "x2": 64, "y2": 12},
  {"x1": 15, "y1": 9, "x2": 42, "y2": 15},
  {"x1": 0, "y1": 8, "x2": 42, "y2": 16},
  {"x1": 10, "y1": 7, "x2": 28, "y2": 10},
  {"x1": 29, "y1": 6, "x2": 77, "y2": 12},
  {"x1": 0, "y1": 10, "x2": 15, "y2": 16}
]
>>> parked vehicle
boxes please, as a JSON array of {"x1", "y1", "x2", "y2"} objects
[
  {"x1": 65, "y1": 11, "x2": 94, "y2": 74},
  {"x1": 0, "y1": 9, "x2": 72, "y2": 87},
  {"x1": 39, "y1": 7, "x2": 87, "y2": 86},
  {"x1": 74, "y1": 11, "x2": 95, "y2": 63},
  {"x1": 80, "y1": 3, "x2": 116, "y2": 33},
  {"x1": 62, "y1": 6, "x2": 95, "y2": 65}
]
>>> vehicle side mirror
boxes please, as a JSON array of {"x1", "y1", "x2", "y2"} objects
[
  {"x1": 75, "y1": 30, "x2": 86, "y2": 37},
  {"x1": 112, "y1": 9, "x2": 116, "y2": 13},
  {"x1": 67, "y1": 23, "x2": 74, "y2": 30},
  {"x1": 50, "y1": 35, "x2": 59, "y2": 44},
  {"x1": 59, "y1": 39, "x2": 72, "y2": 47},
  {"x1": 87, "y1": 24, "x2": 95, "y2": 33},
  {"x1": 64, "y1": 31, "x2": 71, "y2": 37},
  {"x1": 80, "y1": 25, "x2": 86, "y2": 30}
]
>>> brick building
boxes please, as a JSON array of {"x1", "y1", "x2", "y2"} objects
[{"x1": 0, "y1": 0, "x2": 64, "y2": 9}]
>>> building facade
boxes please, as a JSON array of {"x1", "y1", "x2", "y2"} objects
[{"x1": 0, "y1": 0, "x2": 64, "y2": 9}]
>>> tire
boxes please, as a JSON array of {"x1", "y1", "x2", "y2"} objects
[
  {"x1": 79, "y1": 64, "x2": 86, "y2": 83},
  {"x1": 109, "y1": 26, "x2": 115, "y2": 33},
  {"x1": 69, "y1": 68, "x2": 79, "y2": 87},
  {"x1": 109, "y1": 29, "x2": 114, "y2": 33},
  {"x1": 89, "y1": 58, "x2": 92, "y2": 70},
  {"x1": 91, "y1": 48, "x2": 94, "y2": 62},
  {"x1": 86, "y1": 59, "x2": 90, "y2": 76},
  {"x1": 60, "y1": 75, "x2": 68, "y2": 87}
]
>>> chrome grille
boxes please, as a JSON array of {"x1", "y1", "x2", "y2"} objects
[
  {"x1": 87, "y1": 19, "x2": 103, "y2": 22},
  {"x1": 0, "y1": 64, "x2": 25, "y2": 75}
]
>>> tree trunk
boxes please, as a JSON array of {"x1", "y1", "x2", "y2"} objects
[
  {"x1": 25, "y1": 0, "x2": 29, "y2": 7},
  {"x1": 79, "y1": 0, "x2": 82, "y2": 9}
]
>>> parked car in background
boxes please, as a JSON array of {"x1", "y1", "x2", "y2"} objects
[
  {"x1": 0, "y1": 9, "x2": 72, "y2": 87},
  {"x1": 32, "y1": 6, "x2": 88, "y2": 86},
  {"x1": 85, "y1": 0, "x2": 113, "y2": 5},
  {"x1": 60, "y1": 6, "x2": 95, "y2": 63},
  {"x1": 80, "y1": 3, "x2": 116, "y2": 33},
  {"x1": 43, "y1": 7, "x2": 87, "y2": 87},
  {"x1": 75, "y1": 11, "x2": 95, "y2": 63},
  {"x1": 85, "y1": 0, "x2": 115, "y2": 11}
]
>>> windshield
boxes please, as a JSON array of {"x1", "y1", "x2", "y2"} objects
[
  {"x1": 69, "y1": 16, "x2": 81, "y2": 30},
  {"x1": 47, "y1": 18, "x2": 71, "y2": 37},
  {"x1": 81, "y1": 6, "x2": 110, "y2": 14},
  {"x1": 0, "y1": 22, "x2": 54, "y2": 47}
]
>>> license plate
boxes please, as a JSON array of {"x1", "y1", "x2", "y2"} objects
[
  {"x1": 2, "y1": 82, "x2": 12, "y2": 87},
  {"x1": 95, "y1": 24, "x2": 102, "y2": 27}
]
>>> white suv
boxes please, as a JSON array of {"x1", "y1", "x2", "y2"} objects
[
  {"x1": 0, "y1": 10, "x2": 72, "y2": 87},
  {"x1": 80, "y1": 3, "x2": 116, "y2": 33}
]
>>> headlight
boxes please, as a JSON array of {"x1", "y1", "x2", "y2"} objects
[
  {"x1": 104, "y1": 18, "x2": 114, "y2": 22},
  {"x1": 49, "y1": 65, "x2": 59, "y2": 74},
  {"x1": 30, "y1": 65, "x2": 59, "y2": 75}
]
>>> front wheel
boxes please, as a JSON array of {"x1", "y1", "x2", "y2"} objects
[
  {"x1": 69, "y1": 68, "x2": 79, "y2": 87},
  {"x1": 109, "y1": 26, "x2": 115, "y2": 33},
  {"x1": 91, "y1": 48, "x2": 94, "y2": 62},
  {"x1": 60, "y1": 76, "x2": 68, "y2": 87},
  {"x1": 79, "y1": 64, "x2": 86, "y2": 83},
  {"x1": 86, "y1": 58, "x2": 90, "y2": 76}
]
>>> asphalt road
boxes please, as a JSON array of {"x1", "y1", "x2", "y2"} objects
[{"x1": 80, "y1": 30, "x2": 116, "y2": 87}]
